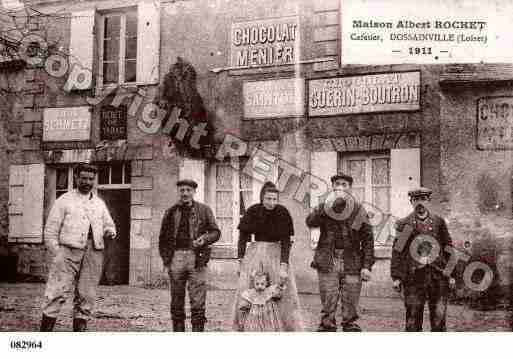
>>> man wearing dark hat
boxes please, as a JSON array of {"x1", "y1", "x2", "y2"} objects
[
  {"x1": 159, "y1": 178, "x2": 220, "y2": 331},
  {"x1": 391, "y1": 187, "x2": 456, "y2": 331},
  {"x1": 306, "y1": 173, "x2": 375, "y2": 332}
]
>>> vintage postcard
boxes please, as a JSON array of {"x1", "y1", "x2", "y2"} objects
[{"x1": 0, "y1": 0, "x2": 512, "y2": 357}]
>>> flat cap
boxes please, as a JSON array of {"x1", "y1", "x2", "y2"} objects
[
  {"x1": 330, "y1": 173, "x2": 353, "y2": 185},
  {"x1": 176, "y1": 179, "x2": 198, "y2": 189},
  {"x1": 408, "y1": 187, "x2": 433, "y2": 198}
]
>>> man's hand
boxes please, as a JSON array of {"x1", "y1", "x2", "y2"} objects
[
  {"x1": 192, "y1": 234, "x2": 207, "y2": 248},
  {"x1": 47, "y1": 244, "x2": 60, "y2": 257},
  {"x1": 449, "y1": 277, "x2": 456, "y2": 290},
  {"x1": 279, "y1": 263, "x2": 288, "y2": 285},
  {"x1": 104, "y1": 229, "x2": 116, "y2": 240},
  {"x1": 360, "y1": 268, "x2": 372, "y2": 282},
  {"x1": 392, "y1": 279, "x2": 402, "y2": 293}
]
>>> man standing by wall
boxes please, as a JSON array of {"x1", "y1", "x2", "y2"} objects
[
  {"x1": 159, "y1": 179, "x2": 220, "y2": 332},
  {"x1": 391, "y1": 187, "x2": 456, "y2": 331},
  {"x1": 40, "y1": 163, "x2": 116, "y2": 332},
  {"x1": 306, "y1": 173, "x2": 375, "y2": 332}
]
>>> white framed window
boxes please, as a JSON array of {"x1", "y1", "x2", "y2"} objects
[
  {"x1": 207, "y1": 157, "x2": 253, "y2": 250},
  {"x1": 98, "y1": 9, "x2": 138, "y2": 86},
  {"x1": 53, "y1": 163, "x2": 131, "y2": 199},
  {"x1": 339, "y1": 151, "x2": 391, "y2": 242}
]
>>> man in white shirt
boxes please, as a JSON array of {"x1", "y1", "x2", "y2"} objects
[{"x1": 40, "y1": 163, "x2": 116, "y2": 332}]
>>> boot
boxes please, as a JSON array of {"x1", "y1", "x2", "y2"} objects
[
  {"x1": 40, "y1": 314, "x2": 56, "y2": 332},
  {"x1": 73, "y1": 318, "x2": 87, "y2": 332},
  {"x1": 172, "y1": 320, "x2": 185, "y2": 332},
  {"x1": 191, "y1": 321, "x2": 205, "y2": 332}
]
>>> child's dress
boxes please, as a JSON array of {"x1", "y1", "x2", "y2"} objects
[{"x1": 238, "y1": 284, "x2": 283, "y2": 331}]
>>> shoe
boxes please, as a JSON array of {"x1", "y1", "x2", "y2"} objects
[
  {"x1": 192, "y1": 322, "x2": 205, "y2": 332},
  {"x1": 73, "y1": 318, "x2": 87, "y2": 332},
  {"x1": 342, "y1": 323, "x2": 362, "y2": 332},
  {"x1": 172, "y1": 321, "x2": 185, "y2": 332},
  {"x1": 40, "y1": 314, "x2": 56, "y2": 332},
  {"x1": 317, "y1": 326, "x2": 337, "y2": 332}
]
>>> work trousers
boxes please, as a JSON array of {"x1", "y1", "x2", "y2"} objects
[
  {"x1": 317, "y1": 249, "x2": 362, "y2": 330},
  {"x1": 42, "y1": 237, "x2": 103, "y2": 320},
  {"x1": 168, "y1": 249, "x2": 207, "y2": 325}
]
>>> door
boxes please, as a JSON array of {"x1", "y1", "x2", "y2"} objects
[{"x1": 98, "y1": 189, "x2": 131, "y2": 285}]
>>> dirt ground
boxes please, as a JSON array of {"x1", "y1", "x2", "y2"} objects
[{"x1": 0, "y1": 283, "x2": 510, "y2": 331}]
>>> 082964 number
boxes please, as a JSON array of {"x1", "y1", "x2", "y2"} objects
[{"x1": 10, "y1": 340, "x2": 43, "y2": 350}]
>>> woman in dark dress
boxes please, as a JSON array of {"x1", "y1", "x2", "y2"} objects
[{"x1": 232, "y1": 182, "x2": 304, "y2": 331}]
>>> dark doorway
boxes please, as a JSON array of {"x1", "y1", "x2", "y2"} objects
[{"x1": 98, "y1": 189, "x2": 131, "y2": 285}]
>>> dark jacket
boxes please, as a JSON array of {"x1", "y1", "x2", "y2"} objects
[
  {"x1": 391, "y1": 212, "x2": 452, "y2": 283},
  {"x1": 159, "y1": 201, "x2": 220, "y2": 269},
  {"x1": 306, "y1": 202, "x2": 375, "y2": 274}
]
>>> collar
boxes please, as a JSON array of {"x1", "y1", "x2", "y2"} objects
[
  {"x1": 73, "y1": 189, "x2": 94, "y2": 200},
  {"x1": 178, "y1": 200, "x2": 194, "y2": 209}
]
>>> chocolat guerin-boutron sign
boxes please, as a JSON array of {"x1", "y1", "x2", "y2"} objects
[
  {"x1": 231, "y1": 16, "x2": 299, "y2": 68},
  {"x1": 309, "y1": 71, "x2": 420, "y2": 116}
]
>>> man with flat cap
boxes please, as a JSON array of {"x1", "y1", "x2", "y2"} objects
[
  {"x1": 391, "y1": 187, "x2": 456, "y2": 331},
  {"x1": 159, "y1": 179, "x2": 220, "y2": 331},
  {"x1": 306, "y1": 173, "x2": 374, "y2": 332}
]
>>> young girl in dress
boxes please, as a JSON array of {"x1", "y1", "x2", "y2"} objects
[{"x1": 237, "y1": 264, "x2": 285, "y2": 332}]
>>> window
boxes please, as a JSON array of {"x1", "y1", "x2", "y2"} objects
[
  {"x1": 97, "y1": 162, "x2": 131, "y2": 189},
  {"x1": 208, "y1": 158, "x2": 253, "y2": 249},
  {"x1": 339, "y1": 152, "x2": 391, "y2": 242},
  {"x1": 99, "y1": 9, "x2": 137, "y2": 86},
  {"x1": 53, "y1": 163, "x2": 131, "y2": 199}
]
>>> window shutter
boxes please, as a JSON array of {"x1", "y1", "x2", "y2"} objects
[
  {"x1": 179, "y1": 158, "x2": 206, "y2": 203},
  {"x1": 8, "y1": 164, "x2": 45, "y2": 243},
  {"x1": 137, "y1": 1, "x2": 160, "y2": 84},
  {"x1": 390, "y1": 148, "x2": 420, "y2": 219},
  {"x1": 69, "y1": 9, "x2": 95, "y2": 89},
  {"x1": 309, "y1": 151, "x2": 337, "y2": 247}
]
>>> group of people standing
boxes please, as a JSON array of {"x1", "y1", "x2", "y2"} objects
[{"x1": 39, "y1": 163, "x2": 455, "y2": 332}]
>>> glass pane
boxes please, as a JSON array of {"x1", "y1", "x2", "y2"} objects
[
  {"x1": 216, "y1": 191, "x2": 233, "y2": 217},
  {"x1": 125, "y1": 60, "x2": 136, "y2": 83},
  {"x1": 56, "y1": 190, "x2": 67, "y2": 199},
  {"x1": 56, "y1": 168, "x2": 68, "y2": 190},
  {"x1": 125, "y1": 38, "x2": 137, "y2": 59},
  {"x1": 103, "y1": 38, "x2": 119, "y2": 61},
  {"x1": 217, "y1": 218, "x2": 233, "y2": 245},
  {"x1": 104, "y1": 16, "x2": 120, "y2": 38},
  {"x1": 240, "y1": 190, "x2": 253, "y2": 216},
  {"x1": 98, "y1": 165, "x2": 109, "y2": 185},
  {"x1": 216, "y1": 165, "x2": 233, "y2": 190},
  {"x1": 372, "y1": 158, "x2": 390, "y2": 185},
  {"x1": 103, "y1": 62, "x2": 118, "y2": 84},
  {"x1": 125, "y1": 12, "x2": 137, "y2": 37},
  {"x1": 348, "y1": 159, "x2": 366, "y2": 185},
  {"x1": 373, "y1": 187, "x2": 390, "y2": 214},
  {"x1": 111, "y1": 163, "x2": 123, "y2": 184},
  {"x1": 124, "y1": 162, "x2": 131, "y2": 184},
  {"x1": 351, "y1": 187, "x2": 365, "y2": 203}
]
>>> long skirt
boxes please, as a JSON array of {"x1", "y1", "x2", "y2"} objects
[{"x1": 232, "y1": 241, "x2": 304, "y2": 331}]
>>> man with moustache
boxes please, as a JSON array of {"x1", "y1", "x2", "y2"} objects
[
  {"x1": 391, "y1": 187, "x2": 456, "y2": 331},
  {"x1": 40, "y1": 163, "x2": 116, "y2": 331},
  {"x1": 159, "y1": 179, "x2": 220, "y2": 332},
  {"x1": 306, "y1": 173, "x2": 375, "y2": 332}
]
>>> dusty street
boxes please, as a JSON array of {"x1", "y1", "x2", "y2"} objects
[{"x1": 0, "y1": 283, "x2": 510, "y2": 331}]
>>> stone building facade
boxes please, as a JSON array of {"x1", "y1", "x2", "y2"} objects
[{"x1": 1, "y1": 0, "x2": 510, "y2": 298}]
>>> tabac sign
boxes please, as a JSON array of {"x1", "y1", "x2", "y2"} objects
[
  {"x1": 231, "y1": 16, "x2": 299, "y2": 68},
  {"x1": 243, "y1": 78, "x2": 304, "y2": 119},
  {"x1": 309, "y1": 71, "x2": 421, "y2": 116},
  {"x1": 477, "y1": 97, "x2": 513, "y2": 150},
  {"x1": 43, "y1": 106, "x2": 91, "y2": 142}
]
